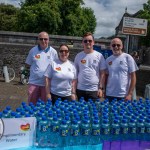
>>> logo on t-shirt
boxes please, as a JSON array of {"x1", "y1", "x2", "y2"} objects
[
  {"x1": 55, "y1": 67, "x2": 61, "y2": 71},
  {"x1": 108, "y1": 61, "x2": 112, "y2": 65},
  {"x1": 47, "y1": 56, "x2": 50, "y2": 59},
  {"x1": 35, "y1": 54, "x2": 40, "y2": 59},
  {"x1": 68, "y1": 68, "x2": 71, "y2": 72},
  {"x1": 81, "y1": 59, "x2": 86, "y2": 64}
]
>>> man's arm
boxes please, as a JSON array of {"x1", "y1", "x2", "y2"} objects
[
  {"x1": 97, "y1": 70, "x2": 106, "y2": 98},
  {"x1": 125, "y1": 72, "x2": 136, "y2": 100},
  {"x1": 45, "y1": 77, "x2": 52, "y2": 100}
]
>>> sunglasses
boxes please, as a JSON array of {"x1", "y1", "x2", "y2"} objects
[
  {"x1": 112, "y1": 44, "x2": 121, "y2": 47},
  {"x1": 83, "y1": 40, "x2": 93, "y2": 43},
  {"x1": 59, "y1": 50, "x2": 69, "y2": 53},
  {"x1": 39, "y1": 38, "x2": 49, "y2": 41}
]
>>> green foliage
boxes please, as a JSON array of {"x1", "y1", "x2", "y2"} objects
[
  {"x1": 17, "y1": 2, "x2": 62, "y2": 34},
  {"x1": 138, "y1": 0, "x2": 150, "y2": 47},
  {"x1": 0, "y1": 0, "x2": 96, "y2": 37},
  {"x1": 57, "y1": 0, "x2": 96, "y2": 36},
  {"x1": 0, "y1": 3, "x2": 19, "y2": 31}
]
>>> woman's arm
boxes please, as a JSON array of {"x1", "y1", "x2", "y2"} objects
[{"x1": 71, "y1": 79, "x2": 77, "y2": 100}]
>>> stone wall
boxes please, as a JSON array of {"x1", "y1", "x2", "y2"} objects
[
  {"x1": 0, "y1": 31, "x2": 111, "y2": 76},
  {"x1": 0, "y1": 43, "x2": 82, "y2": 76}
]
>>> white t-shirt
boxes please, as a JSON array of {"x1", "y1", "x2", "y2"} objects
[
  {"x1": 44, "y1": 59, "x2": 77, "y2": 97},
  {"x1": 106, "y1": 53, "x2": 139, "y2": 97},
  {"x1": 74, "y1": 50, "x2": 106, "y2": 91},
  {"x1": 25, "y1": 45, "x2": 58, "y2": 86}
]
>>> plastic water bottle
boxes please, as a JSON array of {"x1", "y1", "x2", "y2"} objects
[
  {"x1": 0, "y1": 112, "x2": 3, "y2": 118},
  {"x1": 49, "y1": 116, "x2": 60, "y2": 147},
  {"x1": 145, "y1": 118, "x2": 150, "y2": 141},
  {"x1": 16, "y1": 108, "x2": 22, "y2": 115},
  {"x1": 101, "y1": 119, "x2": 110, "y2": 141},
  {"x1": 36, "y1": 112, "x2": 43, "y2": 128},
  {"x1": 120, "y1": 119, "x2": 128, "y2": 140},
  {"x1": 5, "y1": 106, "x2": 12, "y2": 115},
  {"x1": 128, "y1": 119, "x2": 137, "y2": 140},
  {"x1": 80, "y1": 119, "x2": 91, "y2": 145},
  {"x1": 137, "y1": 118, "x2": 145, "y2": 140},
  {"x1": 20, "y1": 110, "x2": 26, "y2": 118},
  {"x1": 70, "y1": 120, "x2": 81, "y2": 146},
  {"x1": 47, "y1": 112, "x2": 53, "y2": 130},
  {"x1": 59, "y1": 120, "x2": 69, "y2": 147},
  {"x1": 111, "y1": 119, "x2": 120, "y2": 141},
  {"x1": 10, "y1": 111, "x2": 17, "y2": 118},
  {"x1": 2, "y1": 109, "x2": 10, "y2": 118},
  {"x1": 36, "y1": 116, "x2": 48, "y2": 147},
  {"x1": 91, "y1": 119, "x2": 101, "y2": 145}
]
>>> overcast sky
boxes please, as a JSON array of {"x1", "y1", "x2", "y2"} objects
[{"x1": 0, "y1": 0, "x2": 148, "y2": 38}]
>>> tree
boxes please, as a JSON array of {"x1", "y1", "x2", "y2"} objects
[
  {"x1": 0, "y1": 3, "x2": 19, "y2": 31},
  {"x1": 138, "y1": 0, "x2": 150, "y2": 47},
  {"x1": 17, "y1": 0, "x2": 62, "y2": 34},
  {"x1": 16, "y1": 0, "x2": 96, "y2": 36}
]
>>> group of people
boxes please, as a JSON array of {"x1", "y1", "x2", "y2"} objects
[{"x1": 25, "y1": 31, "x2": 138, "y2": 105}]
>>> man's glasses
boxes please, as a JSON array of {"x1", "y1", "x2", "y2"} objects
[
  {"x1": 112, "y1": 44, "x2": 121, "y2": 47},
  {"x1": 83, "y1": 40, "x2": 93, "y2": 43},
  {"x1": 39, "y1": 38, "x2": 49, "y2": 41},
  {"x1": 59, "y1": 50, "x2": 69, "y2": 53}
]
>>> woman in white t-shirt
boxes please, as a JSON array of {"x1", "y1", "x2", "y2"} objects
[{"x1": 44, "y1": 44, "x2": 77, "y2": 104}]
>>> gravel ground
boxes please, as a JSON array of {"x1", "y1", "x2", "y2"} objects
[{"x1": 0, "y1": 77, "x2": 28, "y2": 112}]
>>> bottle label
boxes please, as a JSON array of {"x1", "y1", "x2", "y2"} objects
[
  {"x1": 102, "y1": 128, "x2": 110, "y2": 135},
  {"x1": 137, "y1": 127, "x2": 145, "y2": 133},
  {"x1": 129, "y1": 127, "x2": 136, "y2": 134},
  {"x1": 39, "y1": 124, "x2": 48, "y2": 132},
  {"x1": 121, "y1": 127, "x2": 128, "y2": 134},
  {"x1": 52, "y1": 125, "x2": 59, "y2": 132},
  {"x1": 60, "y1": 129, "x2": 68, "y2": 136},
  {"x1": 111, "y1": 128, "x2": 120, "y2": 135},
  {"x1": 81, "y1": 129, "x2": 90, "y2": 136},
  {"x1": 71, "y1": 129, "x2": 80, "y2": 136},
  {"x1": 146, "y1": 127, "x2": 150, "y2": 133},
  {"x1": 91, "y1": 129, "x2": 100, "y2": 136}
]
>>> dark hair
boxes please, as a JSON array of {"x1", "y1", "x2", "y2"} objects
[
  {"x1": 82, "y1": 32, "x2": 94, "y2": 40},
  {"x1": 59, "y1": 44, "x2": 69, "y2": 51}
]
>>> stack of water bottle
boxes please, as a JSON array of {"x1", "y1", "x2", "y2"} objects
[{"x1": 0, "y1": 97, "x2": 150, "y2": 148}]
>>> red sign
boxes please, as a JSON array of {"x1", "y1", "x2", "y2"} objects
[{"x1": 122, "y1": 27, "x2": 147, "y2": 36}]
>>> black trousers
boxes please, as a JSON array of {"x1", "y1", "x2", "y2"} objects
[
  {"x1": 106, "y1": 96, "x2": 125, "y2": 102},
  {"x1": 76, "y1": 89, "x2": 98, "y2": 102},
  {"x1": 51, "y1": 93, "x2": 72, "y2": 105}
]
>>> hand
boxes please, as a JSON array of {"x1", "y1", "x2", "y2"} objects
[
  {"x1": 71, "y1": 93, "x2": 77, "y2": 100},
  {"x1": 125, "y1": 94, "x2": 132, "y2": 101},
  {"x1": 97, "y1": 89, "x2": 103, "y2": 98},
  {"x1": 47, "y1": 93, "x2": 52, "y2": 100}
]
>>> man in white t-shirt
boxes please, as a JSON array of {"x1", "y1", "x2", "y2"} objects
[
  {"x1": 105, "y1": 38, "x2": 138, "y2": 101},
  {"x1": 25, "y1": 31, "x2": 58, "y2": 104},
  {"x1": 74, "y1": 32, "x2": 106, "y2": 101}
]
